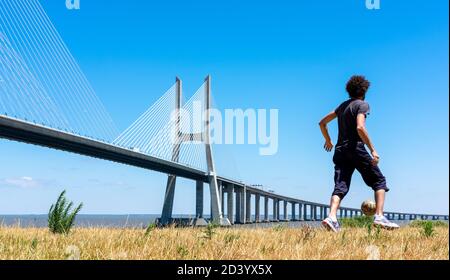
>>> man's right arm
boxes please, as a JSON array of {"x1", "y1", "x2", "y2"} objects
[{"x1": 356, "y1": 113, "x2": 379, "y2": 165}]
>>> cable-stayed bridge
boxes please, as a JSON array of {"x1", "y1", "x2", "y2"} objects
[{"x1": 0, "y1": 0, "x2": 447, "y2": 225}]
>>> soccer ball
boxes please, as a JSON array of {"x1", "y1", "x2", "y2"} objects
[{"x1": 361, "y1": 199, "x2": 376, "y2": 216}]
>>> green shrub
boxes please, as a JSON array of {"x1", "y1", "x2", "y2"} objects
[
  {"x1": 410, "y1": 220, "x2": 448, "y2": 228},
  {"x1": 48, "y1": 190, "x2": 83, "y2": 234},
  {"x1": 176, "y1": 245, "x2": 189, "y2": 258},
  {"x1": 421, "y1": 221, "x2": 436, "y2": 238},
  {"x1": 224, "y1": 233, "x2": 240, "y2": 244},
  {"x1": 202, "y1": 222, "x2": 219, "y2": 240},
  {"x1": 144, "y1": 222, "x2": 157, "y2": 236}
]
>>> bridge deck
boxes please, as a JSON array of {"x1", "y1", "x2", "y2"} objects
[{"x1": 0, "y1": 115, "x2": 207, "y2": 182}]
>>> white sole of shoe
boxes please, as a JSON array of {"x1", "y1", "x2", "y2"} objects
[{"x1": 373, "y1": 222, "x2": 399, "y2": 230}]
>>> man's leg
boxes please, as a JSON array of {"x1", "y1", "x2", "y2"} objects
[
  {"x1": 374, "y1": 189, "x2": 385, "y2": 216},
  {"x1": 323, "y1": 152, "x2": 354, "y2": 232},
  {"x1": 354, "y1": 144, "x2": 398, "y2": 229},
  {"x1": 329, "y1": 159, "x2": 354, "y2": 219},
  {"x1": 328, "y1": 195, "x2": 341, "y2": 220}
]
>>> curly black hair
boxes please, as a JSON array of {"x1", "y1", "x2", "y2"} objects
[{"x1": 346, "y1": 75, "x2": 370, "y2": 98}]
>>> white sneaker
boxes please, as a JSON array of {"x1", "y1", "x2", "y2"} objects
[{"x1": 373, "y1": 215, "x2": 400, "y2": 230}]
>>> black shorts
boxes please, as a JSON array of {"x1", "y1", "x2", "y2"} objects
[{"x1": 332, "y1": 142, "x2": 389, "y2": 199}]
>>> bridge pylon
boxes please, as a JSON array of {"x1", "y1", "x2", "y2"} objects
[{"x1": 159, "y1": 76, "x2": 231, "y2": 226}]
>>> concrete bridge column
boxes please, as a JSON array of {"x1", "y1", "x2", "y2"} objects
[
  {"x1": 319, "y1": 207, "x2": 324, "y2": 220},
  {"x1": 220, "y1": 184, "x2": 224, "y2": 216},
  {"x1": 235, "y1": 188, "x2": 242, "y2": 224},
  {"x1": 226, "y1": 184, "x2": 234, "y2": 224},
  {"x1": 311, "y1": 206, "x2": 316, "y2": 221},
  {"x1": 264, "y1": 196, "x2": 269, "y2": 222},
  {"x1": 190, "y1": 180, "x2": 208, "y2": 226},
  {"x1": 241, "y1": 188, "x2": 247, "y2": 223},
  {"x1": 196, "y1": 181, "x2": 204, "y2": 218},
  {"x1": 283, "y1": 200, "x2": 288, "y2": 221},
  {"x1": 303, "y1": 204, "x2": 309, "y2": 221},
  {"x1": 349, "y1": 210, "x2": 353, "y2": 218},
  {"x1": 291, "y1": 202, "x2": 296, "y2": 221},
  {"x1": 160, "y1": 175, "x2": 177, "y2": 225},
  {"x1": 276, "y1": 199, "x2": 281, "y2": 221},
  {"x1": 344, "y1": 209, "x2": 348, "y2": 218},
  {"x1": 272, "y1": 199, "x2": 278, "y2": 222},
  {"x1": 298, "y1": 203, "x2": 303, "y2": 221},
  {"x1": 339, "y1": 209, "x2": 343, "y2": 219},
  {"x1": 246, "y1": 191, "x2": 252, "y2": 223},
  {"x1": 255, "y1": 194, "x2": 261, "y2": 223}
]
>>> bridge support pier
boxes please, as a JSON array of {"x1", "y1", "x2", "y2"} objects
[
  {"x1": 246, "y1": 191, "x2": 252, "y2": 223},
  {"x1": 291, "y1": 202, "x2": 296, "y2": 221},
  {"x1": 191, "y1": 181, "x2": 208, "y2": 226},
  {"x1": 276, "y1": 199, "x2": 281, "y2": 221},
  {"x1": 272, "y1": 199, "x2": 278, "y2": 222},
  {"x1": 203, "y1": 76, "x2": 230, "y2": 226},
  {"x1": 226, "y1": 184, "x2": 235, "y2": 224},
  {"x1": 298, "y1": 203, "x2": 303, "y2": 221},
  {"x1": 160, "y1": 175, "x2": 177, "y2": 225},
  {"x1": 241, "y1": 187, "x2": 247, "y2": 223},
  {"x1": 235, "y1": 188, "x2": 242, "y2": 224},
  {"x1": 303, "y1": 204, "x2": 309, "y2": 221},
  {"x1": 312, "y1": 206, "x2": 317, "y2": 221},
  {"x1": 264, "y1": 196, "x2": 269, "y2": 222},
  {"x1": 283, "y1": 200, "x2": 288, "y2": 221},
  {"x1": 255, "y1": 194, "x2": 261, "y2": 223},
  {"x1": 220, "y1": 184, "x2": 225, "y2": 216}
]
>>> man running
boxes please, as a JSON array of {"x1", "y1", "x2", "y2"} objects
[{"x1": 318, "y1": 75, "x2": 399, "y2": 232}]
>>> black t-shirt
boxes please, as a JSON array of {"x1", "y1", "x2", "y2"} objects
[{"x1": 334, "y1": 98, "x2": 370, "y2": 147}]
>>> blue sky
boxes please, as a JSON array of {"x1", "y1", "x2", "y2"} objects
[{"x1": 0, "y1": 0, "x2": 448, "y2": 215}]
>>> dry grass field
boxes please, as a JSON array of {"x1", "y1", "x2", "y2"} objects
[{"x1": 0, "y1": 222, "x2": 448, "y2": 260}]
